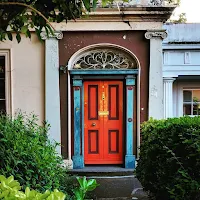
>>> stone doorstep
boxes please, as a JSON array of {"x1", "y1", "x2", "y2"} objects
[
  {"x1": 69, "y1": 166, "x2": 148, "y2": 199},
  {"x1": 69, "y1": 166, "x2": 135, "y2": 177}
]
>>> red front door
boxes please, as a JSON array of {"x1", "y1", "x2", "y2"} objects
[{"x1": 84, "y1": 81, "x2": 123, "y2": 164}]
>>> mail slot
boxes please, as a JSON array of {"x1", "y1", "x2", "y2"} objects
[{"x1": 98, "y1": 111, "x2": 109, "y2": 116}]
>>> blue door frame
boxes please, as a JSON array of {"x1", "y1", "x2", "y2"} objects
[{"x1": 71, "y1": 70, "x2": 138, "y2": 169}]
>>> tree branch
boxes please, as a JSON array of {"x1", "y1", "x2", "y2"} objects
[{"x1": 0, "y1": 2, "x2": 55, "y2": 31}]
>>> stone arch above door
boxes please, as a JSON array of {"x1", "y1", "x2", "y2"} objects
[{"x1": 68, "y1": 43, "x2": 140, "y2": 71}]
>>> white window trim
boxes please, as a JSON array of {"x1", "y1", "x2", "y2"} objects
[
  {"x1": 177, "y1": 82, "x2": 200, "y2": 117},
  {"x1": 183, "y1": 89, "x2": 200, "y2": 116},
  {"x1": 0, "y1": 50, "x2": 12, "y2": 115}
]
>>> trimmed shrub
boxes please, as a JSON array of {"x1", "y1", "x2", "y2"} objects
[
  {"x1": 0, "y1": 113, "x2": 65, "y2": 192},
  {"x1": 136, "y1": 117, "x2": 200, "y2": 200}
]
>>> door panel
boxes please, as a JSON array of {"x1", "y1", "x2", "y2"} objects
[
  {"x1": 84, "y1": 81, "x2": 123, "y2": 164},
  {"x1": 88, "y1": 130, "x2": 99, "y2": 154},
  {"x1": 108, "y1": 130, "x2": 119, "y2": 153},
  {"x1": 108, "y1": 85, "x2": 119, "y2": 120},
  {"x1": 104, "y1": 81, "x2": 123, "y2": 163},
  {"x1": 84, "y1": 82, "x2": 103, "y2": 162},
  {"x1": 88, "y1": 85, "x2": 98, "y2": 120}
]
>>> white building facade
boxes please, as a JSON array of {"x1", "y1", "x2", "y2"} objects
[{"x1": 163, "y1": 24, "x2": 200, "y2": 119}]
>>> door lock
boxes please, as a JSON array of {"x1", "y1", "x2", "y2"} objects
[
  {"x1": 102, "y1": 92, "x2": 105, "y2": 100},
  {"x1": 92, "y1": 123, "x2": 96, "y2": 126}
]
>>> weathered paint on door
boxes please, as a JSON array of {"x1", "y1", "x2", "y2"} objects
[{"x1": 84, "y1": 81, "x2": 123, "y2": 164}]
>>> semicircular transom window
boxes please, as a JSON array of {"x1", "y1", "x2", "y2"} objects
[{"x1": 72, "y1": 47, "x2": 138, "y2": 70}]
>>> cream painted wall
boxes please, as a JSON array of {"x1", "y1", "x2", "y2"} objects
[{"x1": 0, "y1": 34, "x2": 45, "y2": 123}]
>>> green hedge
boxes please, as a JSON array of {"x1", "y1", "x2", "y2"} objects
[
  {"x1": 0, "y1": 114, "x2": 65, "y2": 192},
  {"x1": 136, "y1": 117, "x2": 200, "y2": 200}
]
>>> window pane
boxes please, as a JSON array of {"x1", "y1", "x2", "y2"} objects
[
  {"x1": 183, "y1": 90, "x2": 192, "y2": 102},
  {"x1": 193, "y1": 90, "x2": 200, "y2": 102},
  {"x1": 193, "y1": 104, "x2": 200, "y2": 116},
  {"x1": 0, "y1": 56, "x2": 5, "y2": 79},
  {"x1": 0, "y1": 100, "x2": 6, "y2": 113},
  {"x1": 0, "y1": 56, "x2": 6, "y2": 113},
  {"x1": 0, "y1": 80, "x2": 5, "y2": 99},
  {"x1": 183, "y1": 104, "x2": 191, "y2": 115}
]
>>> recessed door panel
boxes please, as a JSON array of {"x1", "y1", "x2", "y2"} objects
[{"x1": 84, "y1": 81, "x2": 123, "y2": 164}]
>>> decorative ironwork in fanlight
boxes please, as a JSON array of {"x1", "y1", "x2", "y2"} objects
[{"x1": 73, "y1": 49, "x2": 138, "y2": 70}]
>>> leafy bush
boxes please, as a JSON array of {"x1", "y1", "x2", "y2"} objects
[
  {"x1": 0, "y1": 114, "x2": 65, "y2": 192},
  {"x1": 0, "y1": 175, "x2": 99, "y2": 200},
  {"x1": 60, "y1": 175, "x2": 99, "y2": 200},
  {"x1": 0, "y1": 175, "x2": 66, "y2": 199},
  {"x1": 136, "y1": 117, "x2": 200, "y2": 200}
]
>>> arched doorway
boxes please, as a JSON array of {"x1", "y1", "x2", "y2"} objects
[{"x1": 67, "y1": 44, "x2": 140, "y2": 169}]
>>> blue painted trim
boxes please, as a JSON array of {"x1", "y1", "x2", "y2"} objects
[
  {"x1": 82, "y1": 83, "x2": 84, "y2": 164},
  {"x1": 70, "y1": 69, "x2": 138, "y2": 75},
  {"x1": 126, "y1": 82, "x2": 134, "y2": 155},
  {"x1": 73, "y1": 79, "x2": 82, "y2": 86},
  {"x1": 125, "y1": 76, "x2": 136, "y2": 169},
  {"x1": 125, "y1": 155, "x2": 136, "y2": 169},
  {"x1": 72, "y1": 155, "x2": 84, "y2": 169},
  {"x1": 126, "y1": 78, "x2": 135, "y2": 86},
  {"x1": 73, "y1": 78, "x2": 84, "y2": 169}
]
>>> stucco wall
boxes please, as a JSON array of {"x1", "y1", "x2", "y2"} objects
[{"x1": 0, "y1": 34, "x2": 45, "y2": 123}]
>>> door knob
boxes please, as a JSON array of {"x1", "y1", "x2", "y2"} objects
[{"x1": 92, "y1": 123, "x2": 96, "y2": 126}]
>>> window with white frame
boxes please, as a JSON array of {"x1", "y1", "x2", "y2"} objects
[{"x1": 183, "y1": 89, "x2": 200, "y2": 116}]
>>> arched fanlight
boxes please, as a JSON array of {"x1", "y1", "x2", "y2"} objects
[{"x1": 72, "y1": 47, "x2": 138, "y2": 70}]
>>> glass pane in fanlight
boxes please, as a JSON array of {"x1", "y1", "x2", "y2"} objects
[
  {"x1": 183, "y1": 90, "x2": 192, "y2": 102},
  {"x1": 183, "y1": 104, "x2": 191, "y2": 115}
]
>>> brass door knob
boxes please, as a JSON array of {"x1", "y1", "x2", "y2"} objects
[{"x1": 92, "y1": 123, "x2": 96, "y2": 126}]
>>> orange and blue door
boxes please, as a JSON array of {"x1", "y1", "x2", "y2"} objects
[{"x1": 84, "y1": 81, "x2": 123, "y2": 164}]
